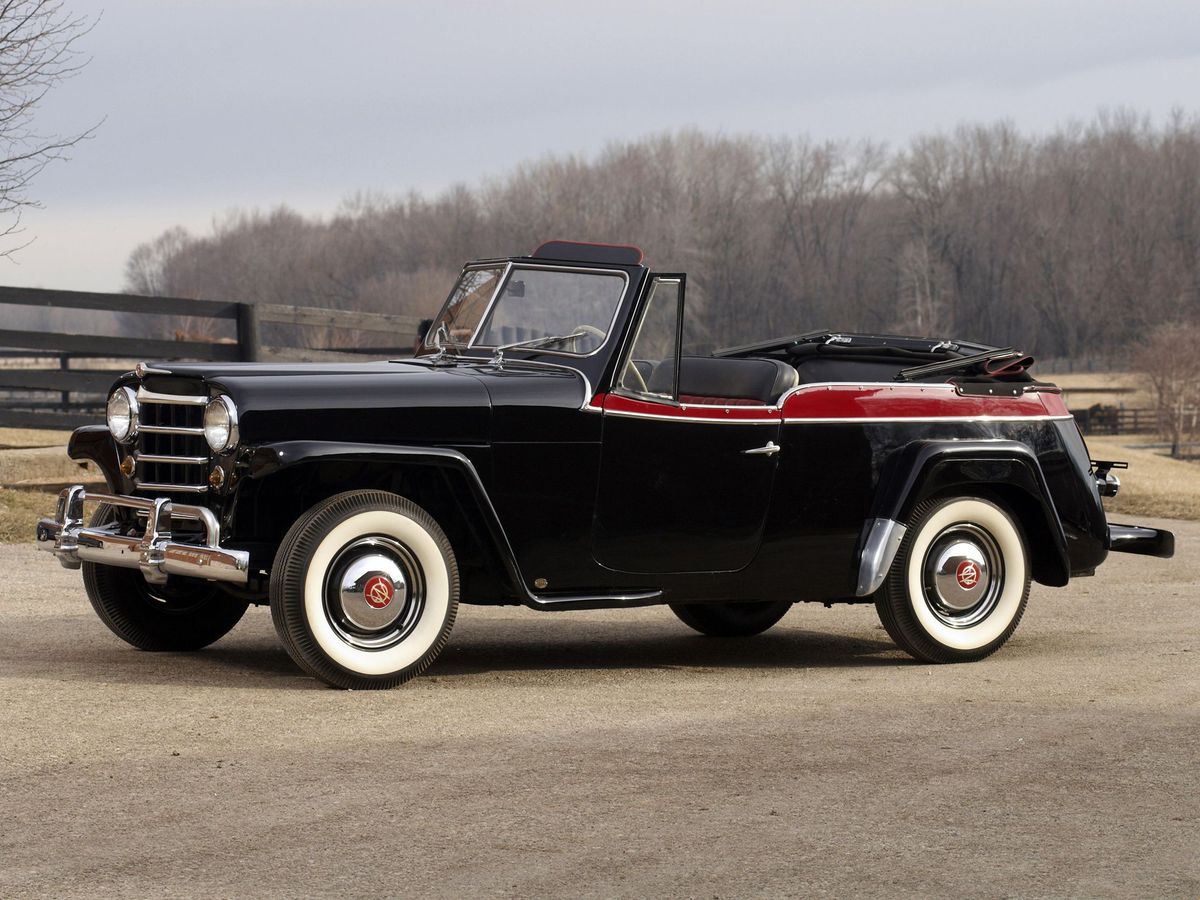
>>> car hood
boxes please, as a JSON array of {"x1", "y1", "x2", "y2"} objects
[{"x1": 137, "y1": 359, "x2": 589, "y2": 446}]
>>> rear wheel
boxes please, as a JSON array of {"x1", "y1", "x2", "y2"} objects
[
  {"x1": 82, "y1": 506, "x2": 248, "y2": 651},
  {"x1": 670, "y1": 600, "x2": 792, "y2": 637},
  {"x1": 270, "y1": 490, "x2": 459, "y2": 689},
  {"x1": 875, "y1": 496, "x2": 1030, "y2": 663}
]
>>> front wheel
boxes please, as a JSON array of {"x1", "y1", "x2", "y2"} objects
[
  {"x1": 270, "y1": 490, "x2": 459, "y2": 689},
  {"x1": 875, "y1": 496, "x2": 1031, "y2": 663},
  {"x1": 670, "y1": 600, "x2": 793, "y2": 637},
  {"x1": 83, "y1": 506, "x2": 248, "y2": 651}
]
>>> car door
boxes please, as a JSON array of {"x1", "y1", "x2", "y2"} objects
[{"x1": 591, "y1": 275, "x2": 782, "y2": 574}]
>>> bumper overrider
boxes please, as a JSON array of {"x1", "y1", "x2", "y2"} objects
[
  {"x1": 1107, "y1": 523, "x2": 1175, "y2": 558},
  {"x1": 36, "y1": 485, "x2": 249, "y2": 585}
]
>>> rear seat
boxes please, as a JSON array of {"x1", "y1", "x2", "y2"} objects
[{"x1": 647, "y1": 356, "x2": 799, "y2": 405}]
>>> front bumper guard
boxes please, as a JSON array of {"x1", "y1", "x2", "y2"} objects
[{"x1": 36, "y1": 485, "x2": 250, "y2": 585}]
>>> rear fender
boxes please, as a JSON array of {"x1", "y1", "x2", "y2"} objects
[{"x1": 858, "y1": 439, "x2": 1070, "y2": 594}]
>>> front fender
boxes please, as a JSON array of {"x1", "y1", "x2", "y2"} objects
[
  {"x1": 243, "y1": 441, "x2": 662, "y2": 611},
  {"x1": 246, "y1": 440, "x2": 529, "y2": 596},
  {"x1": 66, "y1": 425, "x2": 125, "y2": 493},
  {"x1": 863, "y1": 439, "x2": 1071, "y2": 591},
  {"x1": 248, "y1": 440, "x2": 481, "y2": 481}
]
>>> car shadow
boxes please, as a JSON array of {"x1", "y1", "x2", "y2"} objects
[
  {"x1": 429, "y1": 627, "x2": 901, "y2": 677},
  {"x1": 5, "y1": 617, "x2": 902, "y2": 690}
]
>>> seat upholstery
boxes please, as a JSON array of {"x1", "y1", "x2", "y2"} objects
[{"x1": 647, "y1": 356, "x2": 799, "y2": 404}]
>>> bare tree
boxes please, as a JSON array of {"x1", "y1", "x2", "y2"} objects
[
  {"x1": 0, "y1": 0, "x2": 96, "y2": 253},
  {"x1": 122, "y1": 113, "x2": 1200, "y2": 363},
  {"x1": 1135, "y1": 323, "x2": 1200, "y2": 458}
]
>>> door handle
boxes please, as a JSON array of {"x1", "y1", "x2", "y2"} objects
[{"x1": 742, "y1": 441, "x2": 780, "y2": 456}]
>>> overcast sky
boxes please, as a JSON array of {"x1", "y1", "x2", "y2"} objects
[{"x1": 7, "y1": 0, "x2": 1200, "y2": 292}]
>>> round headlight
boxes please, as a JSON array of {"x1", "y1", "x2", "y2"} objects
[
  {"x1": 203, "y1": 395, "x2": 239, "y2": 453},
  {"x1": 106, "y1": 387, "x2": 138, "y2": 443}
]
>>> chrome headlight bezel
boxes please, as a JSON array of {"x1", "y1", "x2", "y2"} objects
[
  {"x1": 203, "y1": 395, "x2": 239, "y2": 454},
  {"x1": 106, "y1": 386, "x2": 139, "y2": 444}
]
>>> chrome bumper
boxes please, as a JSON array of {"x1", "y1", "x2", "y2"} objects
[
  {"x1": 36, "y1": 485, "x2": 250, "y2": 585},
  {"x1": 1107, "y1": 523, "x2": 1175, "y2": 559}
]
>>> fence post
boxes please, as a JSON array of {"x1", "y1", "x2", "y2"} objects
[
  {"x1": 236, "y1": 303, "x2": 261, "y2": 362},
  {"x1": 59, "y1": 354, "x2": 69, "y2": 409}
]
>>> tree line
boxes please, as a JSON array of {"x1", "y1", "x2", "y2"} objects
[{"x1": 126, "y1": 110, "x2": 1200, "y2": 361}]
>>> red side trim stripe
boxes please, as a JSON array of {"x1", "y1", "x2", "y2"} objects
[{"x1": 780, "y1": 384, "x2": 1068, "y2": 420}]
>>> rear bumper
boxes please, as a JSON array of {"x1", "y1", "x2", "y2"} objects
[
  {"x1": 1107, "y1": 523, "x2": 1175, "y2": 559},
  {"x1": 36, "y1": 485, "x2": 250, "y2": 585}
]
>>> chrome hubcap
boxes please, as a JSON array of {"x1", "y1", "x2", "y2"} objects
[
  {"x1": 325, "y1": 536, "x2": 424, "y2": 650},
  {"x1": 921, "y1": 523, "x2": 1003, "y2": 628}
]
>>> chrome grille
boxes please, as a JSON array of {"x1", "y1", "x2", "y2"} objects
[{"x1": 134, "y1": 387, "x2": 210, "y2": 493}]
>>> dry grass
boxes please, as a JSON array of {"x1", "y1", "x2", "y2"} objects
[
  {"x1": 0, "y1": 427, "x2": 72, "y2": 449},
  {"x1": 0, "y1": 429, "x2": 95, "y2": 543},
  {"x1": 1086, "y1": 435, "x2": 1200, "y2": 521},
  {"x1": 1047, "y1": 372, "x2": 1154, "y2": 409},
  {"x1": 0, "y1": 487, "x2": 55, "y2": 543}
]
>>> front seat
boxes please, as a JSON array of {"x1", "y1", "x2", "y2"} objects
[{"x1": 648, "y1": 356, "x2": 799, "y2": 404}]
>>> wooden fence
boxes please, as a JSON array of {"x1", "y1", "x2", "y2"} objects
[
  {"x1": 0, "y1": 285, "x2": 424, "y2": 430},
  {"x1": 1071, "y1": 405, "x2": 1200, "y2": 436}
]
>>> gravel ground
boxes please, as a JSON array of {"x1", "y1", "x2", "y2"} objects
[{"x1": 1, "y1": 521, "x2": 1196, "y2": 899}]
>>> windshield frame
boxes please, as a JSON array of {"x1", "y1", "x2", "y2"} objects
[
  {"x1": 459, "y1": 263, "x2": 632, "y2": 359},
  {"x1": 422, "y1": 262, "x2": 511, "y2": 352}
]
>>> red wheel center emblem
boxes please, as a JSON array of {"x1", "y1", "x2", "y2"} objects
[
  {"x1": 955, "y1": 560, "x2": 980, "y2": 590},
  {"x1": 363, "y1": 575, "x2": 394, "y2": 609}
]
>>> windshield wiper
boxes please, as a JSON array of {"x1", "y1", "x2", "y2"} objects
[{"x1": 490, "y1": 330, "x2": 588, "y2": 368}]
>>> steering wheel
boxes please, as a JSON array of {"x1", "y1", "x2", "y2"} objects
[
  {"x1": 623, "y1": 359, "x2": 649, "y2": 393},
  {"x1": 568, "y1": 323, "x2": 606, "y2": 353}
]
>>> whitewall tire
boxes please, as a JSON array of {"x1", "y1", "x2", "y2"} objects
[
  {"x1": 875, "y1": 496, "x2": 1030, "y2": 663},
  {"x1": 270, "y1": 490, "x2": 459, "y2": 689}
]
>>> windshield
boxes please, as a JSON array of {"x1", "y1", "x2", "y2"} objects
[
  {"x1": 427, "y1": 266, "x2": 627, "y2": 356},
  {"x1": 423, "y1": 266, "x2": 505, "y2": 349}
]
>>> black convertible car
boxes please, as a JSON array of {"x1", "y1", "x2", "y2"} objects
[{"x1": 38, "y1": 240, "x2": 1174, "y2": 688}]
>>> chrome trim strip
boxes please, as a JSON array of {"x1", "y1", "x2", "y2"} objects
[
  {"x1": 604, "y1": 406, "x2": 780, "y2": 425},
  {"x1": 138, "y1": 424, "x2": 205, "y2": 436},
  {"x1": 785, "y1": 414, "x2": 1075, "y2": 425},
  {"x1": 774, "y1": 381, "x2": 961, "y2": 409},
  {"x1": 136, "y1": 453, "x2": 208, "y2": 465},
  {"x1": 36, "y1": 486, "x2": 247, "y2": 585},
  {"x1": 524, "y1": 589, "x2": 663, "y2": 611},
  {"x1": 133, "y1": 482, "x2": 209, "y2": 493},
  {"x1": 680, "y1": 402, "x2": 773, "y2": 410},
  {"x1": 136, "y1": 387, "x2": 209, "y2": 406},
  {"x1": 856, "y1": 518, "x2": 907, "y2": 597}
]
